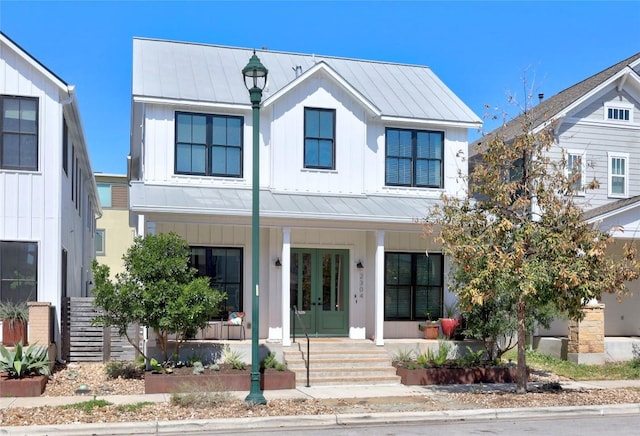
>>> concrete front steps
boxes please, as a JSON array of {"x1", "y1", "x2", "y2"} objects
[{"x1": 283, "y1": 339, "x2": 400, "y2": 386}]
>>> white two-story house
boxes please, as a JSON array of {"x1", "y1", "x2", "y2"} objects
[
  {"x1": 472, "y1": 52, "x2": 640, "y2": 341},
  {"x1": 0, "y1": 32, "x2": 100, "y2": 354},
  {"x1": 129, "y1": 38, "x2": 481, "y2": 345}
]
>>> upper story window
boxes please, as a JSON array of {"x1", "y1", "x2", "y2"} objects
[
  {"x1": 566, "y1": 151, "x2": 586, "y2": 192},
  {"x1": 175, "y1": 112, "x2": 243, "y2": 177},
  {"x1": 1, "y1": 96, "x2": 38, "y2": 171},
  {"x1": 62, "y1": 119, "x2": 69, "y2": 176},
  {"x1": 608, "y1": 152, "x2": 628, "y2": 198},
  {"x1": 385, "y1": 128, "x2": 444, "y2": 188},
  {"x1": 604, "y1": 102, "x2": 633, "y2": 123},
  {"x1": 304, "y1": 108, "x2": 335, "y2": 169},
  {"x1": 97, "y1": 183, "x2": 112, "y2": 207}
]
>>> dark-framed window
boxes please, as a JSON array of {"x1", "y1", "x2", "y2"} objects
[
  {"x1": 190, "y1": 246, "x2": 243, "y2": 313},
  {"x1": 304, "y1": 107, "x2": 335, "y2": 169},
  {"x1": 0, "y1": 241, "x2": 37, "y2": 303},
  {"x1": 175, "y1": 112, "x2": 243, "y2": 177},
  {"x1": 385, "y1": 128, "x2": 443, "y2": 188},
  {"x1": 62, "y1": 119, "x2": 68, "y2": 175},
  {"x1": 384, "y1": 252, "x2": 442, "y2": 321},
  {"x1": 1, "y1": 96, "x2": 38, "y2": 171}
]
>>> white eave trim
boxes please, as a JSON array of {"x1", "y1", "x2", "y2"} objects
[
  {"x1": 133, "y1": 95, "x2": 249, "y2": 111},
  {"x1": 380, "y1": 115, "x2": 482, "y2": 129},
  {"x1": 1, "y1": 33, "x2": 68, "y2": 91},
  {"x1": 532, "y1": 66, "x2": 640, "y2": 135},
  {"x1": 262, "y1": 61, "x2": 382, "y2": 116}
]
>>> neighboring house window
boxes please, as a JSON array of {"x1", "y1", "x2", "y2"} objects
[
  {"x1": 385, "y1": 128, "x2": 444, "y2": 188},
  {"x1": 97, "y1": 183, "x2": 112, "y2": 207},
  {"x1": 95, "y1": 230, "x2": 105, "y2": 256},
  {"x1": 604, "y1": 102, "x2": 633, "y2": 122},
  {"x1": 175, "y1": 112, "x2": 243, "y2": 177},
  {"x1": 190, "y1": 247, "x2": 243, "y2": 313},
  {"x1": 608, "y1": 152, "x2": 629, "y2": 197},
  {"x1": 0, "y1": 241, "x2": 37, "y2": 303},
  {"x1": 566, "y1": 151, "x2": 586, "y2": 192},
  {"x1": 384, "y1": 252, "x2": 442, "y2": 321},
  {"x1": 304, "y1": 108, "x2": 335, "y2": 169},
  {"x1": 1, "y1": 96, "x2": 38, "y2": 171}
]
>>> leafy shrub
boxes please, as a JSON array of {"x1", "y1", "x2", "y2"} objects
[
  {"x1": 391, "y1": 348, "x2": 416, "y2": 366},
  {"x1": 221, "y1": 345, "x2": 246, "y2": 370},
  {"x1": 0, "y1": 342, "x2": 50, "y2": 378},
  {"x1": 417, "y1": 341, "x2": 452, "y2": 367},
  {"x1": 104, "y1": 360, "x2": 144, "y2": 379},
  {"x1": 260, "y1": 352, "x2": 285, "y2": 370}
]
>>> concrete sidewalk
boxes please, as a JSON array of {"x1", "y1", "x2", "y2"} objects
[{"x1": 3, "y1": 381, "x2": 640, "y2": 435}]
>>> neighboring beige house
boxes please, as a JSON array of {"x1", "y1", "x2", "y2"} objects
[
  {"x1": 471, "y1": 52, "x2": 640, "y2": 360},
  {"x1": 94, "y1": 174, "x2": 134, "y2": 278}
]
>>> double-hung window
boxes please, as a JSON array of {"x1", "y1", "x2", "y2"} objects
[
  {"x1": 385, "y1": 128, "x2": 444, "y2": 188},
  {"x1": 566, "y1": 151, "x2": 586, "y2": 193},
  {"x1": 608, "y1": 152, "x2": 628, "y2": 197},
  {"x1": 304, "y1": 108, "x2": 335, "y2": 169},
  {"x1": 1, "y1": 96, "x2": 38, "y2": 171},
  {"x1": 190, "y1": 247, "x2": 243, "y2": 313},
  {"x1": 175, "y1": 112, "x2": 243, "y2": 177},
  {"x1": 384, "y1": 252, "x2": 443, "y2": 321},
  {"x1": 0, "y1": 241, "x2": 37, "y2": 303}
]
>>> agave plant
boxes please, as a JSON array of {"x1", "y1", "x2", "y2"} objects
[{"x1": 0, "y1": 342, "x2": 50, "y2": 379}]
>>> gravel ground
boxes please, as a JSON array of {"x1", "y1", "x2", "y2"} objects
[{"x1": 2, "y1": 362, "x2": 640, "y2": 427}]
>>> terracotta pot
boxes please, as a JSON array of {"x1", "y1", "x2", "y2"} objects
[
  {"x1": 2, "y1": 319, "x2": 28, "y2": 346},
  {"x1": 440, "y1": 318, "x2": 460, "y2": 339},
  {"x1": 423, "y1": 324, "x2": 439, "y2": 340}
]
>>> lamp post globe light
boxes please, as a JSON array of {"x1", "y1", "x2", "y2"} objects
[{"x1": 242, "y1": 51, "x2": 268, "y2": 405}]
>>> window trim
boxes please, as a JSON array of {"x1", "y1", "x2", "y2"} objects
[
  {"x1": 303, "y1": 107, "x2": 336, "y2": 170},
  {"x1": 0, "y1": 95, "x2": 39, "y2": 172},
  {"x1": 565, "y1": 149, "x2": 586, "y2": 194},
  {"x1": 384, "y1": 251, "x2": 443, "y2": 321},
  {"x1": 174, "y1": 112, "x2": 244, "y2": 178},
  {"x1": 608, "y1": 152, "x2": 629, "y2": 198},
  {"x1": 604, "y1": 102, "x2": 634, "y2": 123},
  {"x1": 385, "y1": 127, "x2": 445, "y2": 188}
]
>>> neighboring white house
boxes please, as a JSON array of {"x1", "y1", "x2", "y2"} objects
[
  {"x1": 471, "y1": 52, "x2": 640, "y2": 338},
  {"x1": 0, "y1": 32, "x2": 100, "y2": 355},
  {"x1": 129, "y1": 38, "x2": 482, "y2": 345}
]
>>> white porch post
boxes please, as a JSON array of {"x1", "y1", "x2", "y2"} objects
[
  {"x1": 375, "y1": 230, "x2": 385, "y2": 346},
  {"x1": 281, "y1": 227, "x2": 291, "y2": 346}
]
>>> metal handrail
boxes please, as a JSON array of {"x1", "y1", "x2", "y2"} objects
[{"x1": 291, "y1": 305, "x2": 310, "y2": 387}]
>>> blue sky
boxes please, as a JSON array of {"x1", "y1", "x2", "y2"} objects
[{"x1": 1, "y1": 1, "x2": 639, "y2": 175}]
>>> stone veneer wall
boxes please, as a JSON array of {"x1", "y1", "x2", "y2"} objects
[{"x1": 568, "y1": 304, "x2": 605, "y2": 364}]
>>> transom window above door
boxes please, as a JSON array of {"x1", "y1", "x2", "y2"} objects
[
  {"x1": 175, "y1": 112, "x2": 243, "y2": 177},
  {"x1": 385, "y1": 128, "x2": 444, "y2": 188},
  {"x1": 304, "y1": 108, "x2": 335, "y2": 169}
]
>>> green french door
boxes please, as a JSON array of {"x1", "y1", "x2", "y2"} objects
[{"x1": 290, "y1": 249, "x2": 349, "y2": 336}]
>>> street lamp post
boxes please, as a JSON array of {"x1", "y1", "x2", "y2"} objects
[{"x1": 242, "y1": 51, "x2": 268, "y2": 405}]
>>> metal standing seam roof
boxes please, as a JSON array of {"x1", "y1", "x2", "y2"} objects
[
  {"x1": 129, "y1": 182, "x2": 439, "y2": 224},
  {"x1": 132, "y1": 37, "x2": 481, "y2": 125},
  {"x1": 470, "y1": 52, "x2": 640, "y2": 155}
]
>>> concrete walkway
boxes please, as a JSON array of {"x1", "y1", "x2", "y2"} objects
[{"x1": 3, "y1": 380, "x2": 640, "y2": 435}]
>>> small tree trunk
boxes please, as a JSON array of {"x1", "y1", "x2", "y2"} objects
[{"x1": 516, "y1": 295, "x2": 528, "y2": 394}]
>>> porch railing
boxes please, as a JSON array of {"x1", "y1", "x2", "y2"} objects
[{"x1": 291, "y1": 305, "x2": 310, "y2": 387}]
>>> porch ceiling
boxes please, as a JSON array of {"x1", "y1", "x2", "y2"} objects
[{"x1": 129, "y1": 182, "x2": 439, "y2": 227}]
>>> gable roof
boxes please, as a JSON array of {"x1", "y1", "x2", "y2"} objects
[
  {"x1": 471, "y1": 52, "x2": 640, "y2": 153},
  {"x1": 132, "y1": 37, "x2": 481, "y2": 127}
]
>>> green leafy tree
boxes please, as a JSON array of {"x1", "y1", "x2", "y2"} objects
[
  {"x1": 427, "y1": 111, "x2": 640, "y2": 393},
  {"x1": 92, "y1": 232, "x2": 225, "y2": 362}
]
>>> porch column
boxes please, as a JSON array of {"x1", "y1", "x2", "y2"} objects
[
  {"x1": 568, "y1": 303, "x2": 605, "y2": 364},
  {"x1": 136, "y1": 214, "x2": 145, "y2": 237},
  {"x1": 281, "y1": 227, "x2": 291, "y2": 346},
  {"x1": 374, "y1": 230, "x2": 385, "y2": 346}
]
